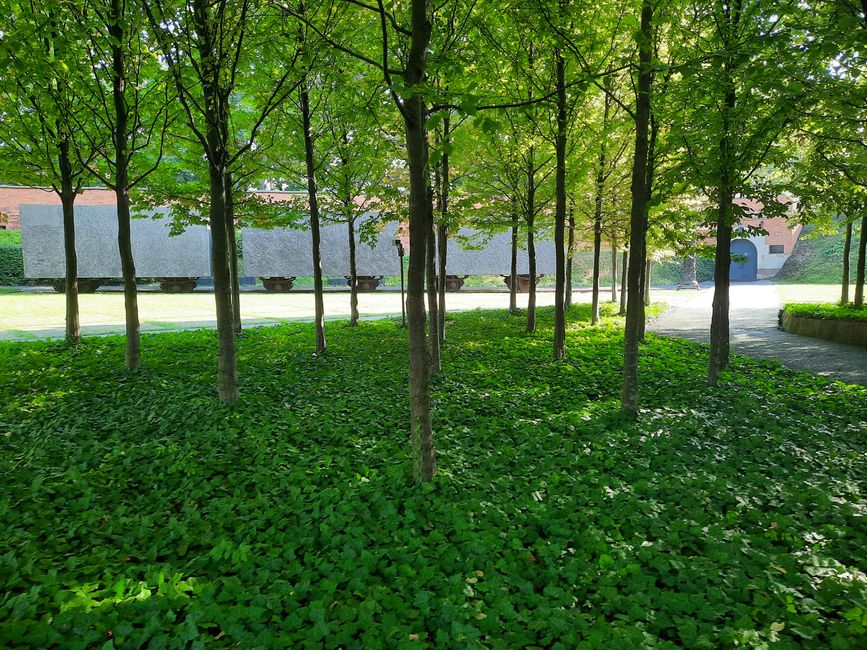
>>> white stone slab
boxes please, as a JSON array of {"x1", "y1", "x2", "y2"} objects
[
  {"x1": 445, "y1": 228, "x2": 557, "y2": 275},
  {"x1": 241, "y1": 221, "x2": 400, "y2": 277},
  {"x1": 21, "y1": 204, "x2": 211, "y2": 278}
]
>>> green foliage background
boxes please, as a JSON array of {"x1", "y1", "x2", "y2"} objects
[
  {"x1": 775, "y1": 226, "x2": 861, "y2": 284},
  {"x1": 0, "y1": 230, "x2": 25, "y2": 285}
]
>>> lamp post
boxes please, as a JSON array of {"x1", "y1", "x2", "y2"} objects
[{"x1": 394, "y1": 237, "x2": 406, "y2": 327}]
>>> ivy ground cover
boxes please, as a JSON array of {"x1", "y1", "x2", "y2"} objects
[{"x1": 1, "y1": 305, "x2": 865, "y2": 648}]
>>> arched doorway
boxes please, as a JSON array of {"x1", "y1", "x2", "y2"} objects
[{"x1": 730, "y1": 239, "x2": 758, "y2": 281}]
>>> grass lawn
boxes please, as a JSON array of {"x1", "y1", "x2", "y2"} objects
[
  {"x1": 1, "y1": 305, "x2": 865, "y2": 648},
  {"x1": 0, "y1": 289, "x2": 575, "y2": 341}
]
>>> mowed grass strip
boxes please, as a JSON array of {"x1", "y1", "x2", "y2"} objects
[{"x1": 0, "y1": 304, "x2": 865, "y2": 648}]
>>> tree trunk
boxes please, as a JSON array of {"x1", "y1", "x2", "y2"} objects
[
  {"x1": 348, "y1": 218, "x2": 359, "y2": 325},
  {"x1": 644, "y1": 260, "x2": 651, "y2": 306},
  {"x1": 526, "y1": 147, "x2": 537, "y2": 333},
  {"x1": 591, "y1": 76, "x2": 611, "y2": 325},
  {"x1": 637, "y1": 253, "x2": 647, "y2": 341},
  {"x1": 226, "y1": 172, "x2": 241, "y2": 334},
  {"x1": 709, "y1": 220, "x2": 732, "y2": 385},
  {"x1": 108, "y1": 0, "x2": 140, "y2": 368},
  {"x1": 57, "y1": 141, "x2": 80, "y2": 344},
  {"x1": 841, "y1": 220, "x2": 852, "y2": 305},
  {"x1": 610, "y1": 245, "x2": 617, "y2": 303},
  {"x1": 404, "y1": 0, "x2": 435, "y2": 483},
  {"x1": 437, "y1": 113, "x2": 450, "y2": 344},
  {"x1": 207, "y1": 162, "x2": 238, "y2": 404},
  {"x1": 855, "y1": 214, "x2": 866, "y2": 309},
  {"x1": 426, "y1": 200, "x2": 441, "y2": 373},
  {"x1": 552, "y1": 48, "x2": 567, "y2": 359},
  {"x1": 565, "y1": 207, "x2": 574, "y2": 309},
  {"x1": 195, "y1": 0, "x2": 237, "y2": 404},
  {"x1": 510, "y1": 204, "x2": 518, "y2": 314},
  {"x1": 437, "y1": 223, "x2": 447, "y2": 342},
  {"x1": 621, "y1": 0, "x2": 653, "y2": 415},
  {"x1": 300, "y1": 77, "x2": 327, "y2": 354},
  {"x1": 591, "y1": 215, "x2": 602, "y2": 324},
  {"x1": 708, "y1": 0, "x2": 742, "y2": 386},
  {"x1": 619, "y1": 249, "x2": 628, "y2": 315}
]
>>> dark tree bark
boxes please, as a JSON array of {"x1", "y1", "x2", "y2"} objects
[
  {"x1": 591, "y1": 82, "x2": 611, "y2": 325},
  {"x1": 436, "y1": 113, "x2": 450, "y2": 344},
  {"x1": 637, "y1": 253, "x2": 647, "y2": 341},
  {"x1": 426, "y1": 197, "x2": 441, "y2": 373},
  {"x1": 300, "y1": 76, "x2": 327, "y2": 354},
  {"x1": 109, "y1": 0, "x2": 140, "y2": 369},
  {"x1": 565, "y1": 207, "x2": 575, "y2": 309},
  {"x1": 591, "y1": 187, "x2": 603, "y2": 325},
  {"x1": 841, "y1": 220, "x2": 852, "y2": 305},
  {"x1": 552, "y1": 48, "x2": 567, "y2": 359},
  {"x1": 198, "y1": 63, "x2": 238, "y2": 404},
  {"x1": 644, "y1": 260, "x2": 651, "y2": 306},
  {"x1": 610, "y1": 246, "x2": 618, "y2": 303},
  {"x1": 403, "y1": 0, "x2": 435, "y2": 482},
  {"x1": 621, "y1": 0, "x2": 653, "y2": 415},
  {"x1": 58, "y1": 140, "x2": 80, "y2": 344},
  {"x1": 526, "y1": 146, "x2": 537, "y2": 333},
  {"x1": 708, "y1": 0, "x2": 743, "y2": 386},
  {"x1": 510, "y1": 213, "x2": 518, "y2": 314},
  {"x1": 619, "y1": 249, "x2": 628, "y2": 315},
  {"x1": 225, "y1": 171, "x2": 242, "y2": 335},
  {"x1": 855, "y1": 214, "x2": 866, "y2": 309},
  {"x1": 348, "y1": 217, "x2": 359, "y2": 325}
]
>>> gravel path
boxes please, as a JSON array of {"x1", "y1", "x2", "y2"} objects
[{"x1": 649, "y1": 280, "x2": 867, "y2": 386}]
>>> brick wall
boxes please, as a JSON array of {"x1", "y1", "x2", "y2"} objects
[{"x1": 0, "y1": 186, "x2": 116, "y2": 230}]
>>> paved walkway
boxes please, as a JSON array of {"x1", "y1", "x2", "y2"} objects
[{"x1": 649, "y1": 281, "x2": 867, "y2": 386}]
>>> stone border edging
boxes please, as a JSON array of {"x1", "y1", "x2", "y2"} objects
[{"x1": 779, "y1": 310, "x2": 867, "y2": 347}]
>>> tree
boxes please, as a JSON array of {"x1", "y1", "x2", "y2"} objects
[
  {"x1": 669, "y1": 0, "x2": 807, "y2": 385},
  {"x1": 0, "y1": 1, "x2": 98, "y2": 343},
  {"x1": 142, "y1": 0, "x2": 300, "y2": 403},
  {"x1": 69, "y1": 0, "x2": 172, "y2": 369}
]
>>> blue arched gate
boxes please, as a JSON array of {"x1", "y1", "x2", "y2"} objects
[{"x1": 730, "y1": 239, "x2": 758, "y2": 281}]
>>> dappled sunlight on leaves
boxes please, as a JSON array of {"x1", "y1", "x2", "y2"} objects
[{"x1": 1, "y1": 306, "x2": 865, "y2": 647}]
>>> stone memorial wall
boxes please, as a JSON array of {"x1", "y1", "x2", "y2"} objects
[
  {"x1": 21, "y1": 205, "x2": 211, "y2": 278},
  {"x1": 445, "y1": 229, "x2": 556, "y2": 275},
  {"x1": 241, "y1": 221, "x2": 401, "y2": 277}
]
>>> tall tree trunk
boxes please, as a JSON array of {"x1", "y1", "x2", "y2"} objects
[
  {"x1": 526, "y1": 147, "x2": 537, "y2": 333},
  {"x1": 403, "y1": 0, "x2": 435, "y2": 483},
  {"x1": 708, "y1": 0, "x2": 742, "y2": 386},
  {"x1": 855, "y1": 213, "x2": 866, "y2": 309},
  {"x1": 552, "y1": 48, "x2": 567, "y2": 359},
  {"x1": 841, "y1": 220, "x2": 852, "y2": 305},
  {"x1": 437, "y1": 113, "x2": 450, "y2": 344},
  {"x1": 644, "y1": 260, "x2": 651, "y2": 306},
  {"x1": 621, "y1": 0, "x2": 653, "y2": 415},
  {"x1": 565, "y1": 207, "x2": 574, "y2": 309},
  {"x1": 58, "y1": 144, "x2": 80, "y2": 344},
  {"x1": 226, "y1": 172, "x2": 241, "y2": 334},
  {"x1": 194, "y1": 0, "x2": 237, "y2": 404},
  {"x1": 619, "y1": 249, "x2": 628, "y2": 315},
  {"x1": 300, "y1": 77, "x2": 326, "y2": 354},
  {"x1": 610, "y1": 245, "x2": 618, "y2": 302},
  {"x1": 637, "y1": 254, "x2": 647, "y2": 341},
  {"x1": 591, "y1": 77, "x2": 611, "y2": 325},
  {"x1": 591, "y1": 213, "x2": 602, "y2": 324},
  {"x1": 510, "y1": 213, "x2": 518, "y2": 314},
  {"x1": 426, "y1": 198, "x2": 441, "y2": 373},
  {"x1": 208, "y1": 163, "x2": 237, "y2": 404},
  {"x1": 348, "y1": 217, "x2": 359, "y2": 325},
  {"x1": 108, "y1": 0, "x2": 140, "y2": 368}
]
